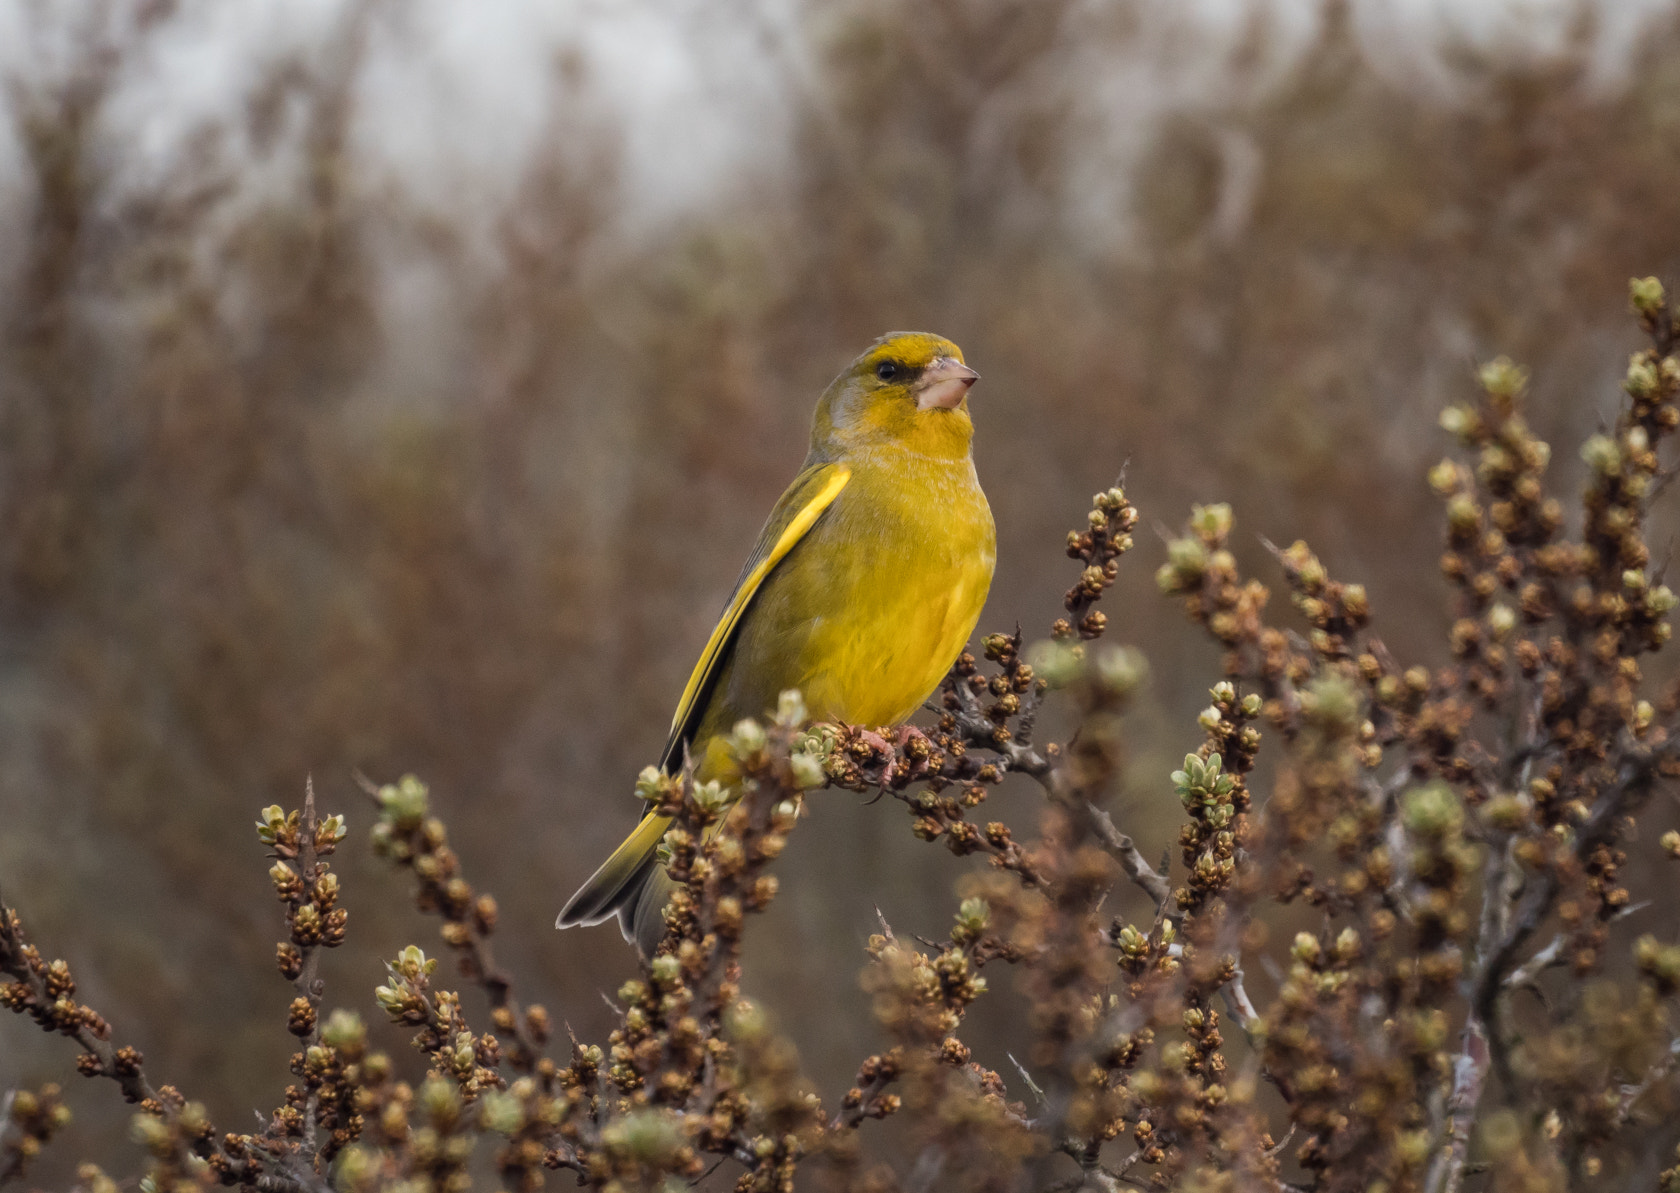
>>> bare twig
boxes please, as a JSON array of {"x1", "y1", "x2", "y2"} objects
[
  {"x1": 1504, "y1": 901, "x2": 1650, "y2": 994},
  {"x1": 292, "y1": 782, "x2": 325, "y2": 1156},
  {"x1": 1223, "y1": 964, "x2": 1262, "y2": 1037},
  {"x1": 1616, "y1": 1033, "x2": 1680, "y2": 1126},
  {"x1": 1472, "y1": 749, "x2": 1670, "y2": 1024},
  {"x1": 1425, "y1": 1016, "x2": 1489, "y2": 1193}
]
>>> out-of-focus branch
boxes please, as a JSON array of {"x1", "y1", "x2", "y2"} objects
[
  {"x1": 1472, "y1": 748, "x2": 1671, "y2": 1028},
  {"x1": 0, "y1": 1084, "x2": 70, "y2": 1187},
  {"x1": 1425, "y1": 1017, "x2": 1488, "y2": 1193},
  {"x1": 1616, "y1": 1033, "x2": 1680, "y2": 1126},
  {"x1": 1504, "y1": 901, "x2": 1648, "y2": 994}
]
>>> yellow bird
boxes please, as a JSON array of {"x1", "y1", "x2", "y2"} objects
[{"x1": 556, "y1": 332, "x2": 996, "y2": 955}]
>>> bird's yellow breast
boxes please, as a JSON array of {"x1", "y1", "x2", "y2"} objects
[{"x1": 695, "y1": 446, "x2": 995, "y2": 751}]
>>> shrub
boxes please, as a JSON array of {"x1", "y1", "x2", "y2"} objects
[{"x1": 6, "y1": 280, "x2": 1680, "y2": 1192}]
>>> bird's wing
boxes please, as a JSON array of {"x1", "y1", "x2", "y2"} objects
[
  {"x1": 556, "y1": 460, "x2": 850, "y2": 932},
  {"x1": 658, "y1": 459, "x2": 851, "y2": 769}
]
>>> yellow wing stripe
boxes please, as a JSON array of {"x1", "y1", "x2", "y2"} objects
[{"x1": 667, "y1": 465, "x2": 851, "y2": 737}]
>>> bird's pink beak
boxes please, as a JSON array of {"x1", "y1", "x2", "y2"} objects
[{"x1": 915, "y1": 357, "x2": 979, "y2": 410}]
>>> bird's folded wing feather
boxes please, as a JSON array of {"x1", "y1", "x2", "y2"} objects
[
  {"x1": 554, "y1": 460, "x2": 850, "y2": 930},
  {"x1": 659, "y1": 459, "x2": 851, "y2": 770}
]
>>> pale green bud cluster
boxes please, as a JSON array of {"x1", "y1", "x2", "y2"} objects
[
  {"x1": 377, "y1": 775, "x2": 430, "y2": 829},
  {"x1": 1094, "y1": 644, "x2": 1148, "y2": 697},
  {"x1": 1173, "y1": 752, "x2": 1235, "y2": 825},
  {"x1": 1477, "y1": 355, "x2": 1528, "y2": 401},
  {"x1": 774, "y1": 689, "x2": 807, "y2": 727},
  {"x1": 1630, "y1": 275, "x2": 1667, "y2": 320},
  {"x1": 1025, "y1": 639, "x2": 1084, "y2": 689},
  {"x1": 729, "y1": 718, "x2": 768, "y2": 758},
  {"x1": 1580, "y1": 433, "x2": 1621, "y2": 477},
  {"x1": 1401, "y1": 782, "x2": 1463, "y2": 838}
]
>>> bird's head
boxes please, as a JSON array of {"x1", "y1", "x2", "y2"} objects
[{"x1": 811, "y1": 332, "x2": 979, "y2": 460}]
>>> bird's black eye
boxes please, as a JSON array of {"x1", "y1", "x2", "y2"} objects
[{"x1": 875, "y1": 360, "x2": 901, "y2": 382}]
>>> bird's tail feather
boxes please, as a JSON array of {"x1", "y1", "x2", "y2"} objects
[
  {"x1": 625, "y1": 865, "x2": 677, "y2": 958},
  {"x1": 556, "y1": 814, "x2": 672, "y2": 939}
]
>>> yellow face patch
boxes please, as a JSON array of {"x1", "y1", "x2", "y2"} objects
[
  {"x1": 811, "y1": 331, "x2": 977, "y2": 461},
  {"x1": 859, "y1": 333, "x2": 965, "y2": 376}
]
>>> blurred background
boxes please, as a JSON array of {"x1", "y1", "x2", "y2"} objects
[{"x1": 2, "y1": 0, "x2": 1680, "y2": 1181}]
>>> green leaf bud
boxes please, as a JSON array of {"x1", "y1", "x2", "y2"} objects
[
  {"x1": 601, "y1": 1109, "x2": 685, "y2": 1164},
  {"x1": 1291, "y1": 932, "x2": 1322, "y2": 966},
  {"x1": 1580, "y1": 434, "x2": 1621, "y2": 477},
  {"x1": 394, "y1": 944, "x2": 434, "y2": 978},
  {"x1": 1438, "y1": 405, "x2": 1476, "y2": 441},
  {"x1": 1025, "y1": 639, "x2": 1083, "y2": 689},
  {"x1": 1486, "y1": 604, "x2": 1516, "y2": 639},
  {"x1": 316, "y1": 814, "x2": 348, "y2": 846},
  {"x1": 1093, "y1": 645, "x2": 1148, "y2": 696},
  {"x1": 321, "y1": 1009, "x2": 366, "y2": 1052},
  {"x1": 1630, "y1": 276, "x2": 1667, "y2": 319},
  {"x1": 334, "y1": 1146, "x2": 374, "y2": 1192},
  {"x1": 729, "y1": 718, "x2": 767, "y2": 758},
  {"x1": 1167, "y1": 535, "x2": 1209, "y2": 577},
  {"x1": 1446, "y1": 494, "x2": 1480, "y2": 533},
  {"x1": 1636, "y1": 933, "x2": 1680, "y2": 992},
  {"x1": 377, "y1": 776, "x2": 429, "y2": 828},
  {"x1": 1480, "y1": 793, "x2": 1529, "y2": 832},
  {"x1": 130, "y1": 1113, "x2": 171, "y2": 1155},
  {"x1": 726, "y1": 997, "x2": 768, "y2": 1040},
  {"x1": 1189, "y1": 502, "x2": 1233, "y2": 543},
  {"x1": 418, "y1": 1077, "x2": 459, "y2": 1127},
  {"x1": 774, "y1": 689, "x2": 807, "y2": 727},
  {"x1": 692, "y1": 779, "x2": 730, "y2": 814},
  {"x1": 955, "y1": 897, "x2": 990, "y2": 935},
  {"x1": 1333, "y1": 927, "x2": 1361, "y2": 962},
  {"x1": 1402, "y1": 782, "x2": 1463, "y2": 839},
  {"x1": 788, "y1": 752, "x2": 826, "y2": 789},
  {"x1": 1477, "y1": 355, "x2": 1527, "y2": 401},
  {"x1": 1302, "y1": 674, "x2": 1360, "y2": 733}
]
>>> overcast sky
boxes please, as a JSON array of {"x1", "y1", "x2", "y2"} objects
[
  {"x1": 0, "y1": 0, "x2": 1672, "y2": 222},
  {"x1": 0, "y1": 0, "x2": 1671, "y2": 309}
]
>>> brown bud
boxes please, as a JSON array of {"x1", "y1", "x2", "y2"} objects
[
  {"x1": 276, "y1": 943, "x2": 304, "y2": 980},
  {"x1": 287, "y1": 998, "x2": 317, "y2": 1038}
]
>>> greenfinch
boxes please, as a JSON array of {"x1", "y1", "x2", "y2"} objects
[{"x1": 557, "y1": 332, "x2": 995, "y2": 955}]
